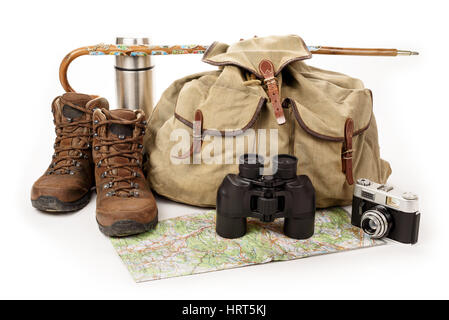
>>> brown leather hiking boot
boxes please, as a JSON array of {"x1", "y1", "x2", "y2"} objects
[
  {"x1": 31, "y1": 93, "x2": 109, "y2": 212},
  {"x1": 92, "y1": 108, "x2": 158, "y2": 237}
]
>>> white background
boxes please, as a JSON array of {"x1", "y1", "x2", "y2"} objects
[{"x1": 1, "y1": 0, "x2": 448, "y2": 299}]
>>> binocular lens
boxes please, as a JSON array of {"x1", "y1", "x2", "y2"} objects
[
  {"x1": 273, "y1": 154, "x2": 298, "y2": 179},
  {"x1": 361, "y1": 206, "x2": 391, "y2": 239},
  {"x1": 239, "y1": 154, "x2": 264, "y2": 179}
]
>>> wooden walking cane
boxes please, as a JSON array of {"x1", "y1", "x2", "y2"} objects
[
  {"x1": 307, "y1": 46, "x2": 418, "y2": 56},
  {"x1": 59, "y1": 43, "x2": 418, "y2": 93}
]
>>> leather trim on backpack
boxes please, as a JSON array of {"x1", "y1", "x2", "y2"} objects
[
  {"x1": 202, "y1": 42, "x2": 260, "y2": 77},
  {"x1": 286, "y1": 98, "x2": 372, "y2": 141},
  {"x1": 202, "y1": 41, "x2": 312, "y2": 79},
  {"x1": 174, "y1": 97, "x2": 266, "y2": 137},
  {"x1": 342, "y1": 118, "x2": 355, "y2": 185}
]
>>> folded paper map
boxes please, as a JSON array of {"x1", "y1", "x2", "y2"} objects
[{"x1": 111, "y1": 208, "x2": 386, "y2": 282}]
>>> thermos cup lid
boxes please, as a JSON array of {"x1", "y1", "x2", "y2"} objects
[
  {"x1": 115, "y1": 37, "x2": 152, "y2": 70},
  {"x1": 116, "y1": 37, "x2": 150, "y2": 45}
]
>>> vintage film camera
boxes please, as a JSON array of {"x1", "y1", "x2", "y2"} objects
[
  {"x1": 351, "y1": 178, "x2": 420, "y2": 244},
  {"x1": 216, "y1": 154, "x2": 316, "y2": 239}
]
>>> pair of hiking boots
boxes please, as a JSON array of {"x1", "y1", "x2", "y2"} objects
[{"x1": 31, "y1": 93, "x2": 158, "y2": 237}]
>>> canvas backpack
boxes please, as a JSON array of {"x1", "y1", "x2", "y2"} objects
[{"x1": 143, "y1": 35, "x2": 391, "y2": 208}]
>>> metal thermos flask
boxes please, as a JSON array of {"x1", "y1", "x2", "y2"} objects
[{"x1": 115, "y1": 37, "x2": 154, "y2": 116}]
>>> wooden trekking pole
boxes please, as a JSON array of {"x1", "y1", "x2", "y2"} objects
[
  {"x1": 59, "y1": 43, "x2": 418, "y2": 93},
  {"x1": 308, "y1": 46, "x2": 419, "y2": 56}
]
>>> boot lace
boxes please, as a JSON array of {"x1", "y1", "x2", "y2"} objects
[
  {"x1": 48, "y1": 103, "x2": 93, "y2": 175},
  {"x1": 93, "y1": 112, "x2": 146, "y2": 197}
]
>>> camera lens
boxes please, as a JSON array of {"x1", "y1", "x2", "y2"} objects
[
  {"x1": 368, "y1": 219, "x2": 378, "y2": 230},
  {"x1": 239, "y1": 154, "x2": 264, "y2": 179},
  {"x1": 273, "y1": 154, "x2": 298, "y2": 180},
  {"x1": 360, "y1": 206, "x2": 392, "y2": 239}
]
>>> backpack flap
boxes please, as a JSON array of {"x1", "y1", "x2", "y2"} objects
[
  {"x1": 284, "y1": 87, "x2": 373, "y2": 185},
  {"x1": 173, "y1": 67, "x2": 266, "y2": 136},
  {"x1": 201, "y1": 35, "x2": 312, "y2": 126},
  {"x1": 286, "y1": 91, "x2": 372, "y2": 140},
  {"x1": 202, "y1": 35, "x2": 312, "y2": 77}
]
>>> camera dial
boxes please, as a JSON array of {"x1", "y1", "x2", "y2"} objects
[
  {"x1": 356, "y1": 178, "x2": 371, "y2": 186},
  {"x1": 402, "y1": 192, "x2": 418, "y2": 201},
  {"x1": 361, "y1": 205, "x2": 393, "y2": 239}
]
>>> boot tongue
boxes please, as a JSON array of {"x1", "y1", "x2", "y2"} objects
[
  {"x1": 108, "y1": 109, "x2": 137, "y2": 141},
  {"x1": 62, "y1": 92, "x2": 93, "y2": 106},
  {"x1": 60, "y1": 93, "x2": 93, "y2": 121},
  {"x1": 53, "y1": 93, "x2": 94, "y2": 172},
  {"x1": 104, "y1": 109, "x2": 140, "y2": 195},
  {"x1": 110, "y1": 109, "x2": 136, "y2": 120}
]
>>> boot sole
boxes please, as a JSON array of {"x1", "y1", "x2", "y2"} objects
[
  {"x1": 97, "y1": 214, "x2": 158, "y2": 237},
  {"x1": 31, "y1": 191, "x2": 91, "y2": 213}
]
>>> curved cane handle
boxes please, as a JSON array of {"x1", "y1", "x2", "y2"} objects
[
  {"x1": 59, "y1": 44, "x2": 149, "y2": 93},
  {"x1": 59, "y1": 44, "x2": 208, "y2": 92},
  {"x1": 59, "y1": 47, "x2": 89, "y2": 92}
]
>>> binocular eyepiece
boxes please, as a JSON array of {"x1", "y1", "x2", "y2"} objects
[
  {"x1": 238, "y1": 154, "x2": 264, "y2": 179},
  {"x1": 238, "y1": 154, "x2": 298, "y2": 180}
]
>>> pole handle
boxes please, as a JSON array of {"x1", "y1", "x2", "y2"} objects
[{"x1": 59, "y1": 44, "x2": 208, "y2": 93}]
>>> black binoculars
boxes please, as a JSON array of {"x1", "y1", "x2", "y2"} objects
[{"x1": 216, "y1": 154, "x2": 316, "y2": 239}]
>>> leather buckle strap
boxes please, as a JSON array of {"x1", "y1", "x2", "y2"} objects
[
  {"x1": 341, "y1": 118, "x2": 354, "y2": 185},
  {"x1": 258, "y1": 59, "x2": 286, "y2": 125},
  {"x1": 192, "y1": 109, "x2": 203, "y2": 163}
]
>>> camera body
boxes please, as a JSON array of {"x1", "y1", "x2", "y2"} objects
[
  {"x1": 216, "y1": 154, "x2": 316, "y2": 239},
  {"x1": 351, "y1": 178, "x2": 420, "y2": 244}
]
